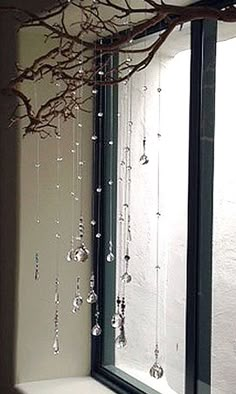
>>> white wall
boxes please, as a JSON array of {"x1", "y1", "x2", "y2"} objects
[{"x1": 15, "y1": 29, "x2": 93, "y2": 384}]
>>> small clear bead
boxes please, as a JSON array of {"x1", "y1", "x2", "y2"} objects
[
  {"x1": 91, "y1": 135, "x2": 98, "y2": 141},
  {"x1": 57, "y1": 157, "x2": 63, "y2": 162},
  {"x1": 92, "y1": 88, "x2": 98, "y2": 95},
  {"x1": 71, "y1": 191, "x2": 75, "y2": 196},
  {"x1": 56, "y1": 134, "x2": 61, "y2": 140},
  {"x1": 96, "y1": 233, "x2": 102, "y2": 239},
  {"x1": 143, "y1": 85, "x2": 148, "y2": 92},
  {"x1": 55, "y1": 219, "x2": 60, "y2": 224},
  {"x1": 75, "y1": 197, "x2": 79, "y2": 201},
  {"x1": 79, "y1": 161, "x2": 84, "y2": 166},
  {"x1": 126, "y1": 56, "x2": 132, "y2": 63},
  {"x1": 109, "y1": 141, "x2": 114, "y2": 145},
  {"x1": 78, "y1": 123, "x2": 82, "y2": 128},
  {"x1": 117, "y1": 113, "x2": 121, "y2": 118},
  {"x1": 75, "y1": 105, "x2": 79, "y2": 110},
  {"x1": 128, "y1": 121, "x2": 133, "y2": 126},
  {"x1": 96, "y1": 187, "x2": 102, "y2": 193},
  {"x1": 71, "y1": 149, "x2": 75, "y2": 154},
  {"x1": 56, "y1": 184, "x2": 60, "y2": 189},
  {"x1": 75, "y1": 141, "x2": 80, "y2": 146},
  {"x1": 108, "y1": 180, "x2": 113, "y2": 186},
  {"x1": 91, "y1": 219, "x2": 96, "y2": 226},
  {"x1": 78, "y1": 176, "x2": 82, "y2": 180},
  {"x1": 56, "y1": 233, "x2": 61, "y2": 239},
  {"x1": 157, "y1": 88, "x2": 162, "y2": 93},
  {"x1": 36, "y1": 218, "x2": 40, "y2": 224},
  {"x1": 98, "y1": 112, "x2": 103, "y2": 118},
  {"x1": 35, "y1": 163, "x2": 40, "y2": 168},
  {"x1": 98, "y1": 70, "x2": 104, "y2": 76}
]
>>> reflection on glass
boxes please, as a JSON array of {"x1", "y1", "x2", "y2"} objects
[{"x1": 115, "y1": 25, "x2": 190, "y2": 394}]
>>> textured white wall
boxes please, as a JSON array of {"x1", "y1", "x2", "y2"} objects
[{"x1": 16, "y1": 29, "x2": 93, "y2": 384}]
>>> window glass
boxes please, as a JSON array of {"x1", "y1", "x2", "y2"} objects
[
  {"x1": 106, "y1": 24, "x2": 190, "y2": 394},
  {"x1": 212, "y1": 22, "x2": 236, "y2": 394}
]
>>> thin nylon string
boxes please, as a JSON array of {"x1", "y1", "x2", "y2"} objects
[{"x1": 155, "y1": 61, "x2": 162, "y2": 349}]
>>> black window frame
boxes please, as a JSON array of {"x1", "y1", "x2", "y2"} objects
[{"x1": 91, "y1": 1, "x2": 236, "y2": 393}]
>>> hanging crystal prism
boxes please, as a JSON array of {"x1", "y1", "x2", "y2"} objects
[
  {"x1": 115, "y1": 324, "x2": 127, "y2": 348},
  {"x1": 34, "y1": 252, "x2": 40, "y2": 281},
  {"x1": 106, "y1": 240, "x2": 115, "y2": 262},
  {"x1": 120, "y1": 255, "x2": 132, "y2": 283},
  {"x1": 72, "y1": 276, "x2": 83, "y2": 313},
  {"x1": 91, "y1": 311, "x2": 102, "y2": 336},
  {"x1": 53, "y1": 309, "x2": 60, "y2": 355},
  {"x1": 87, "y1": 273, "x2": 98, "y2": 304},
  {"x1": 139, "y1": 137, "x2": 149, "y2": 165},
  {"x1": 149, "y1": 344, "x2": 164, "y2": 379},
  {"x1": 111, "y1": 296, "x2": 122, "y2": 328}
]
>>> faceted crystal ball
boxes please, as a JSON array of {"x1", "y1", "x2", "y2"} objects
[
  {"x1": 91, "y1": 323, "x2": 102, "y2": 336},
  {"x1": 74, "y1": 243, "x2": 89, "y2": 263},
  {"x1": 149, "y1": 362, "x2": 164, "y2": 379},
  {"x1": 87, "y1": 290, "x2": 98, "y2": 304},
  {"x1": 139, "y1": 153, "x2": 149, "y2": 165},
  {"x1": 121, "y1": 272, "x2": 132, "y2": 284},
  {"x1": 106, "y1": 252, "x2": 115, "y2": 263},
  {"x1": 72, "y1": 295, "x2": 83, "y2": 313},
  {"x1": 111, "y1": 313, "x2": 122, "y2": 329}
]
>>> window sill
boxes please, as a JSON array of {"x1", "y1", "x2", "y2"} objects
[{"x1": 15, "y1": 377, "x2": 115, "y2": 394}]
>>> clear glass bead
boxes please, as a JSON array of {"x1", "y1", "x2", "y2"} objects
[
  {"x1": 56, "y1": 233, "x2": 61, "y2": 239},
  {"x1": 35, "y1": 163, "x2": 40, "y2": 168},
  {"x1": 108, "y1": 180, "x2": 113, "y2": 186},
  {"x1": 92, "y1": 88, "x2": 98, "y2": 95},
  {"x1": 98, "y1": 70, "x2": 104, "y2": 76},
  {"x1": 142, "y1": 85, "x2": 148, "y2": 92},
  {"x1": 109, "y1": 140, "x2": 114, "y2": 145},
  {"x1": 96, "y1": 233, "x2": 101, "y2": 239},
  {"x1": 98, "y1": 112, "x2": 103, "y2": 118},
  {"x1": 57, "y1": 157, "x2": 63, "y2": 162},
  {"x1": 91, "y1": 219, "x2": 96, "y2": 226},
  {"x1": 96, "y1": 187, "x2": 102, "y2": 193},
  {"x1": 91, "y1": 134, "x2": 98, "y2": 141}
]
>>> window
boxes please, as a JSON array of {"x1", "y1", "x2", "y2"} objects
[{"x1": 92, "y1": 2, "x2": 236, "y2": 394}]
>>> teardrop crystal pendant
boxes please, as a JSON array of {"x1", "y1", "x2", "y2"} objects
[
  {"x1": 149, "y1": 344, "x2": 164, "y2": 379},
  {"x1": 111, "y1": 296, "x2": 122, "y2": 328},
  {"x1": 91, "y1": 311, "x2": 102, "y2": 337},
  {"x1": 73, "y1": 243, "x2": 90, "y2": 263},
  {"x1": 72, "y1": 277, "x2": 83, "y2": 313},
  {"x1": 53, "y1": 334, "x2": 60, "y2": 355},
  {"x1": 87, "y1": 274, "x2": 98, "y2": 304},
  {"x1": 139, "y1": 138, "x2": 149, "y2": 165},
  {"x1": 115, "y1": 326, "x2": 127, "y2": 348},
  {"x1": 106, "y1": 241, "x2": 115, "y2": 262}
]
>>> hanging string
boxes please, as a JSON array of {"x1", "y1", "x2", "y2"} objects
[
  {"x1": 53, "y1": 114, "x2": 62, "y2": 356},
  {"x1": 33, "y1": 83, "x2": 40, "y2": 281},
  {"x1": 149, "y1": 60, "x2": 164, "y2": 379}
]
